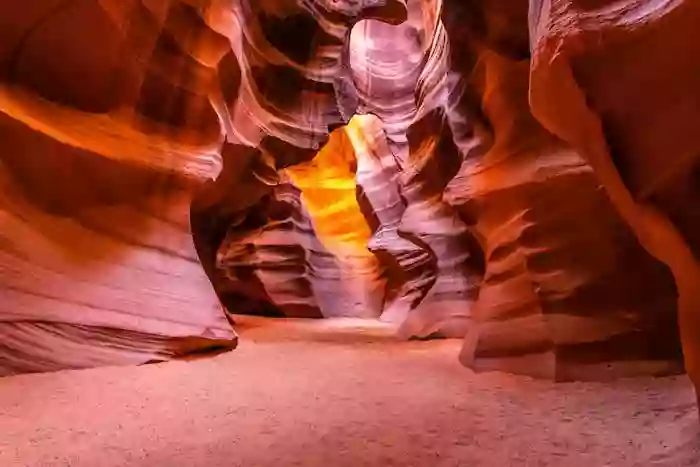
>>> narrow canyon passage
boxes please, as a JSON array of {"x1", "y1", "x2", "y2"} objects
[
  {"x1": 1, "y1": 317, "x2": 698, "y2": 467},
  {"x1": 3, "y1": 1, "x2": 700, "y2": 465}
]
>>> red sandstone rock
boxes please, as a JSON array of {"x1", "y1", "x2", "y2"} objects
[
  {"x1": 0, "y1": 0, "x2": 696, "y2": 393},
  {"x1": 0, "y1": 0, "x2": 239, "y2": 374},
  {"x1": 0, "y1": 87, "x2": 235, "y2": 375},
  {"x1": 441, "y1": 39, "x2": 681, "y2": 380},
  {"x1": 527, "y1": 0, "x2": 700, "y2": 392}
]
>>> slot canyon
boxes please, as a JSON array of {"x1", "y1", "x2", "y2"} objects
[{"x1": 1, "y1": 0, "x2": 699, "y2": 465}]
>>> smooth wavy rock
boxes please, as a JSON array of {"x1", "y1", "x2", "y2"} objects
[
  {"x1": 346, "y1": 2, "x2": 482, "y2": 339},
  {"x1": 348, "y1": 114, "x2": 482, "y2": 339},
  {"x1": 190, "y1": 142, "x2": 275, "y2": 314},
  {"x1": 1, "y1": 0, "x2": 698, "y2": 392},
  {"x1": 0, "y1": 87, "x2": 236, "y2": 375},
  {"x1": 0, "y1": 0, "x2": 242, "y2": 374},
  {"x1": 285, "y1": 128, "x2": 385, "y2": 318},
  {"x1": 207, "y1": 0, "x2": 409, "y2": 153},
  {"x1": 441, "y1": 1, "x2": 682, "y2": 380},
  {"x1": 215, "y1": 180, "x2": 324, "y2": 318},
  {"x1": 528, "y1": 0, "x2": 700, "y2": 391},
  {"x1": 0, "y1": 0, "x2": 409, "y2": 374},
  {"x1": 216, "y1": 127, "x2": 385, "y2": 319}
]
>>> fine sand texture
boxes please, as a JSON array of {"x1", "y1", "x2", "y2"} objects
[{"x1": 1, "y1": 316, "x2": 699, "y2": 467}]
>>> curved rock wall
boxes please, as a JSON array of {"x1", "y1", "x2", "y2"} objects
[
  {"x1": 0, "y1": 0, "x2": 696, "y2": 388},
  {"x1": 0, "y1": 0, "x2": 243, "y2": 375},
  {"x1": 442, "y1": 41, "x2": 681, "y2": 381},
  {"x1": 0, "y1": 0, "x2": 412, "y2": 374},
  {"x1": 527, "y1": 0, "x2": 700, "y2": 391}
]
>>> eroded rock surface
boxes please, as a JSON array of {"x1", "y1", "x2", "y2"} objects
[
  {"x1": 0, "y1": 84, "x2": 235, "y2": 375},
  {"x1": 0, "y1": 0, "x2": 695, "y2": 387},
  {"x1": 527, "y1": 0, "x2": 700, "y2": 389},
  {"x1": 440, "y1": 26, "x2": 681, "y2": 380},
  {"x1": 0, "y1": 0, "x2": 241, "y2": 374}
]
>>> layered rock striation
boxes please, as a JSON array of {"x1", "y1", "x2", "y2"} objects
[{"x1": 0, "y1": 0, "x2": 696, "y2": 390}]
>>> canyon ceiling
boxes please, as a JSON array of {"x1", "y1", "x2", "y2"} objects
[{"x1": 1, "y1": 0, "x2": 699, "y2": 404}]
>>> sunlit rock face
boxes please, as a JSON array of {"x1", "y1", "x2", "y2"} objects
[
  {"x1": 0, "y1": 0, "x2": 411, "y2": 374},
  {"x1": 349, "y1": 114, "x2": 483, "y2": 338},
  {"x1": 216, "y1": 128, "x2": 384, "y2": 319},
  {"x1": 0, "y1": 0, "x2": 695, "y2": 386},
  {"x1": 344, "y1": 3, "x2": 484, "y2": 338},
  {"x1": 213, "y1": 0, "x2": 483, "y2": 339},
  {"x1": 285, "y1": 128, "x2": 385, "y2": 318},
  {"x1": 215, "y1": 114, "x2": 481, "y2": 336}
]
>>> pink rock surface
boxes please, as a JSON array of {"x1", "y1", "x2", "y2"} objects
[
  {"x1": 0, "y1": 0, "x2": 239, "y2": 374},
  {"x1": 0, "y1": 0, "x2": 697, "y2": 397},
  {"x1": 527, "y1": 0, "x2": 700, "y2": 392}
]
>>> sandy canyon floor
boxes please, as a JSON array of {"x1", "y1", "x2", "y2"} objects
[{"x1": 1, "y1": 316, "x2": 699, "y2": 467}]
